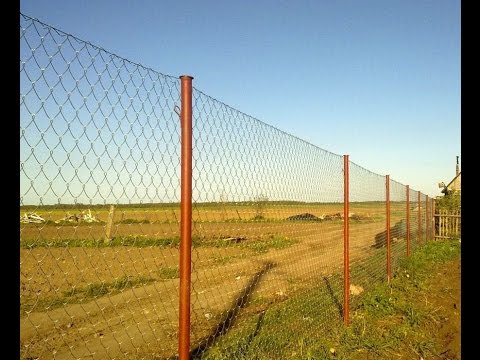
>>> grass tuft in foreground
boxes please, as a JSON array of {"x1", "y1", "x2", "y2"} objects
[{"x1": 197, "y1": 239, "x2": 460, "y2": 359}]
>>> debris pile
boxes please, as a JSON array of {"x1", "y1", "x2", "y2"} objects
[
  {"x1": 286, "y1": 213, "x2": 322, "y2": 221},
  {"x1": 221, "y1": 236, "x2": 247, "y2": 243},
  {"x1": 20, "y1": 212, "x2": 45, "y2": 224},
  {"x1": 286, "y1": 212, "x2": 369, "y2": 222},
  {"x1": 55, "y1": 209, "x2": 100, "y2": 223},
  {"x1": 322, "y1": 212, "x2": 343, "y2": 220}
]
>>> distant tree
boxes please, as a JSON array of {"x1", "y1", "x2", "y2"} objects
[
  {"x1": 253, "y1": 194, "x2": 269, "y2": 220},
  {"x1": 436, "y1": 192, "x2": 461, "y2": 211}
]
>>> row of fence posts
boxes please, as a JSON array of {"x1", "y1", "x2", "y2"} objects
[{"x1": 176, "y1": 75, "x2": 434, "y2": 359}]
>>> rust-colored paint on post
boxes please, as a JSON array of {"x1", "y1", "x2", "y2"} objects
[
  {"x1": 406, "y1": 186, "x2": 410, "y2": 257},
  {"x1": 386, "y1": 175, "x2": 391, "y2": 282},
  {"x1": 418, "y1": 192, "x2": 422, "y2": 244},
  {"x1": 425, "y1": 196, "x2": 429, "y2": 241},
  {"x1": 178, "y1": 75, "x2": 193, "y2": 360},
  {"x1": 343, "y1": 155, "x2": 350, "y2": 325}
]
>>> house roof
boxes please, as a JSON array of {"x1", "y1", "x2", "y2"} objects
[
  {"x1": 441, "y1": 172, "x2": 461, "y2": 194},
  {"x1": 446, "y1": 172, "x2": 461, "y2": 188}
]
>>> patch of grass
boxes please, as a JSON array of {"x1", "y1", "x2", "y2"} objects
[
  {"x1": 20, "y1": 236, "x2": 182, "y2": 249},
  {"x1": 241, "y1": 235, "x2": 297, "y2": 253},
  {"x1": 85, "y1": 282, "x2": 110, "y2": 297},
  {"x1": 358, "y1": 286, "x2": 398, "y2": 318},
  {"x1": 43, "y1": 220, "x2": 107, "y2": 226},
  {"x1": 21, "y1": 275, "x2": 155, "y2": 315},
  {"x1": 117, "y1": 218, "x2": 151, "y2": 224},
  {"x1": 75, "y1": 275, "x2": 154, "y2": 298},
  {"x1": 112, "y1": 236, "x2": 181, "y2": 247},
  {"x1": 20, "y1": 235, "x2": 297, "y2": 253},
  {"x1": 20, "y1": 297, "x2": 71, "y2": 315},
  {"x1": 198, "y1": 240, "x2": 460, "y2": 359},
  {"x1": 211, "y1": 255, "x2": 235, "y2": 266},
  {"x1": 251, "y1": 215, "x2": 266, "y2": 221},
  {"x1": 199, "y1": 235, "x2": 298, "y2": 254},
  {"x1": 158, "y1": 266, "x2": 179, "y2": 280}
]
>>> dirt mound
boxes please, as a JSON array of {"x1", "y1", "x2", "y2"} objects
[{"x1": 286, "y1": 213, "x2": 322, "y2": 221}]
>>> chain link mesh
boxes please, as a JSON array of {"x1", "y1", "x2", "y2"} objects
[
  {"x1": 389, "y1": 179, "x2": 408, "y2": 272},
  {"x1": 409, "y1": 188, "x2": 420, "y2": 253},
  {"x1": 347, "y1": 162, "x2": 387, "y2": 310},
  {"x1": 421, "y1": 193, "x2": 428, "y2": 242},
  {"x1": 20, "y1": 13, "x2": 433, "y2": 359},
  {"x1": 189, "y1": 90, "x2": 345, "y2": 357},
  {"x1": 20, "y1": 13, "x2": 183, "y2": 359}
]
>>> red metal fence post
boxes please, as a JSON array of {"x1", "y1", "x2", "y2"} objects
[
  {"x1": 179, "y1": 75, "x2": 193, "y2": 360},
  {"x1": 425, "y1": 196, "x2": 429, "y2": 241},
  {"x1": 386, "y1": 175, "x2": 391, "y2": 282},
  {"x1": 343, "y1": 155, "x2": 350, "y2": 325},
  {"x1": 418, "y1": 192, "x2": 422, "y2": 245},
  {"x1": 406, "y1": 185, "x2": 410, "y2": 256}
]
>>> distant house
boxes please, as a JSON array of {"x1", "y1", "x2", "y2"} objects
[{"x1": 440, "y1": 156, "x2": 461, "y2": 196}]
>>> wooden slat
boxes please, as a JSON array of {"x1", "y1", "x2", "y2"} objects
[{"x1": 433, "y1": 207, "x2": 460, "y2": 239}]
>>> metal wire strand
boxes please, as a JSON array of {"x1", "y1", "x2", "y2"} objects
[{"x1": 20, "y1": 12, "x2": 434, "y2": 360}]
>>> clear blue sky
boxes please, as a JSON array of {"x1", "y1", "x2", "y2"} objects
[{"x1": 20, "y1": 0, "x2": 460, "y2": 198}]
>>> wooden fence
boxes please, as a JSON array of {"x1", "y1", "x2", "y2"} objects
[{"x1": 434, "y1": 209, "x2": 461, "y2": 239}]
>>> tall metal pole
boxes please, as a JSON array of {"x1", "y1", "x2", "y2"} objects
[
  {"x1": 179, "y1": 75, "x2": 193, "y2": 360},
  {"x1": 418, "y1": 192, "x2": 422, "y2": 244},
  {"x1": 343, "y1": 155, "x2": 350, "y2": 325},
  {"x1": 386, "y1": 175, "x2": 391, "y2": 282},
  {"x1": 406, "y1": 185, "x2": 410, "y2": 256}
]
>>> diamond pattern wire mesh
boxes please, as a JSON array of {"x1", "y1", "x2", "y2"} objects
[
  {"x1": 421, "y1": 193, "x2": 428, "y2": 242},
  {"x1": 189, "y1": 90, "x2": 345, "y2": 357},
  {"x1": 20, "y1": 13, "x2": 433, "y2": 360},
  {"x1": 20, "y1": 13, "x2": 183, "y2": 359},
  {"x1": 389, "y1": 179, "x2": 408, "y2": 272},
  {"x1": 347, "y1": 162, "x2": 388, "y2": 309},
  {"x1": 409, "y1": 188, "x2": 421, "y2": 253}
]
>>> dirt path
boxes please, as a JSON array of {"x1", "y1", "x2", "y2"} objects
[{"x1": 20, "y1": 221, "x2": 393, "y2": 359}]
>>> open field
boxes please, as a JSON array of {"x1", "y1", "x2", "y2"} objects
[
  {"x1": 20, "y1": 202, "x2": 424, "y2": 359},
  {"x1": 20, "y1": 201, "x2": 409, "y2": 225}
]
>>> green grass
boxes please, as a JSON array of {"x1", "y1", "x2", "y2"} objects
[
  {"x1": 20, "y1": 236, "x2": 181, "y2": 248},
  {"x1": 27, "y1": 216, "x2": 378, "y2": 226},
  {"x1": 63, "y1": 275, "x2": 155, "y2": 298},
  {"x1": 43, "y1": 220, "x2": 107, "y2": 226},
  {"x1": 117, "y1": 218, "x2": 152, "y2": 224},
  {"x1": 158, "y1": 266, "x2": 180, "y2": 280},
  {"x1": 211, "y1": 254, "x2": 247, "y2": 266},
  {"x1": 197, "y1": 239, "x2": 460, "y2": 359},
  {"x1": 241, "y1": 235, "x2": 297, "y2": 253},
  {"x1": 20, "y1": 235, "x2": 297, "y2": 253},
  {"x1": 22, "y1": 275, "x2": 155, "y2": 315},
  {"x1": 20, "y1": 200, "x2": 390, "y2": 211}
]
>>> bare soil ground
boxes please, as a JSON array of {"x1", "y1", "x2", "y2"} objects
[{"x1": 20, "y1": 212, "x2": 414, "y2": 359}]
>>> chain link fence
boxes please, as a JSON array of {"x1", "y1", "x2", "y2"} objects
[
  {"x1": 20, "y1": 13, "x2": 183, "y2": 359},
  {"x1": 20, "y1": 13, "x2": 435, "y2": 359},
  {"x1": 188, "y1": 89, "x2": 345, "y2": 357}
]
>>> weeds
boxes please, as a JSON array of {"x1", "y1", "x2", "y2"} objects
[
  {"x1": 199, "y1": 240, "x2": 460, "y2": 359},
  {"x1": 21, "y1": 275, "x2": 155, "y2": 315},
  {"x1": 158, "y1": 266, "x2": 179, "y2": 280},
  {"x1": 21, "y1": 235, "x2": 297, "y2": 253}
]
